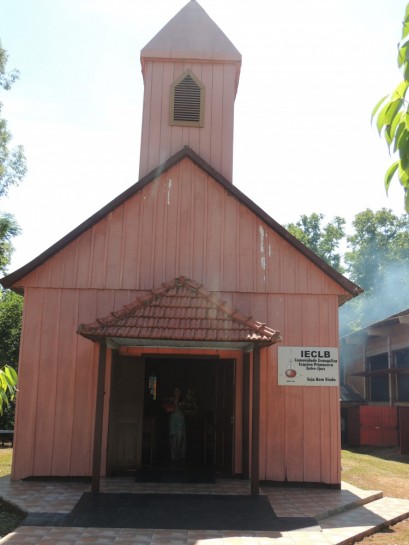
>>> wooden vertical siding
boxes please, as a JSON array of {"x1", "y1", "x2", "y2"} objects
[
  {"x1": 12, "y1": 159, "x2": 347, "y2": 483},
  {"x1": 20, "y1": 159, "x2": 349, "y2": 298},
  {"x1": 139, "y1": 62, "x2": 237, "y2": 181},
  {"x1": 13, "y1": 292, "x2": 340, "y2": 483}
]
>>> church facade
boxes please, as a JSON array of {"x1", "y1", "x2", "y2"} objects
[{"x1": 1, "y1": 1, "x2": 360, "y2": 489}]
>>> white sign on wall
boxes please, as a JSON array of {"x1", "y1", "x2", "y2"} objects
[{"x1": 278, "y1": 347, "x2": 339, "y2": 386}]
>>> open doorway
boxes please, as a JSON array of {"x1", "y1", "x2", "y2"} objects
[
  {"x1": 106, "y1": 354, "x2": 236, "y2": 476},
  {"x1": 142, "y1": 356, "x2": 235, "y2": 474}
]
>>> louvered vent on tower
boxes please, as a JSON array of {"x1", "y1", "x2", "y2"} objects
[{"x1": 170, "y1": 70, "x2": 205, "y2": 127}]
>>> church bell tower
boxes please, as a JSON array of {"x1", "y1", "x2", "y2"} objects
[{"x1": 139, "y1": 0, "x2": 242, "y2": 182}]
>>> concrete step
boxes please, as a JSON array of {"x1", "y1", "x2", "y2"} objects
[
  {"x1": 320, "y1": 496, "x2": 409, "y2": 545},
  {"x1": 314, "y1": 487, "x2": 383, "y2": 520}
]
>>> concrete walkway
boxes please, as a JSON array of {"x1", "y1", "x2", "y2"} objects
[{"x1": 0, "y1": 476, "x2": 408, "y2": 544}]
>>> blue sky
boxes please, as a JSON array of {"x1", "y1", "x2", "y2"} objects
[{"x1": 1, "y1": 0, "x2": 408, "y2": 272}]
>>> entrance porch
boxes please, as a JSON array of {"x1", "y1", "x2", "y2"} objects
[
  {"x1": 0, "y1": 475, "x2": 407, "y2": 544},
  {"x1": 77, "y1": 277, "x2": 282, "y2": 494}
]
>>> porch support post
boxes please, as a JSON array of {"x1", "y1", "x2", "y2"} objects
[
  {"x1": 251, "y1": 344, "x2": 261, "y2": 495},
  {"x1": 242, "y1": 351, "x2": 250, "y2": 479},
  {"x1": 91, "y1": 341, "x2": 107, "y2": 493}
]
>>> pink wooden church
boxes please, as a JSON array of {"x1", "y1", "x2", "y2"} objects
[{"x1": 1, "y1": 1, "x2": 360, "y2": 492}]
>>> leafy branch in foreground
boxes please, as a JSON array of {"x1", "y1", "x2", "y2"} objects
[
  {"x1": 0, "y1": 365, "x2": 17, "y2": 414},
  {"x1": 372, "y1": 3, "x2": 409, "y2": 211}
]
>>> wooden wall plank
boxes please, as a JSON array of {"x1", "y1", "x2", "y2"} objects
[
  {"x1": 320, "y1": 387, "x2": 332, "y2": 483},
  {"x1": 51, "y1": 289, "x2": 78, "y2": 475},
  {"x1": 75, "y1": 229, "x2": 93, "y2": 288},
  {"x1": 210, "y1": 63, "x2": 223, "y2": 175},
  {"x1": 106, "y1": 207, "x2": 125, "y2": 288},
  {"x1": 199, "y1": 63, "x2": 213, "y2": 166},
  {"x1": 221, "y1": 64, "x2": 235, "y2": 182},
  {"x1": 281, "y1": 244, "x2": 296, "y2": 294},
  {"x1": 302, "y1": 387, "x2": 322, "y2": 482},
  {"x1": 147, "y1": 62, "x2": 164, "y2": 172},
  {"x1": 163, "y1": 164, "x2": 180, "y2": 281},
  {"x1": 122, "y1": 195, "x2": 141, "y2": 288},
  {"x1": 266, "y1": 296, "x2": 286, "y2": 481},
  {"x1": 191, "y1": 167, "x2": 206, "y2": 281},
  {"x1": 169, "y1": 61, "x2": 185, "y2": 156},
  {"x1": 62, "y1": 239, "x2": 78, "y2": 288},
  {"x1": 138, "y1": 61, "x2": 153, "y2": 178},
  {"x1": 70, "y1": 290, "x2": 97, "y2": 475},
  {"x1": 33, "y1": 289, "x2": 61, "y2": 475},
  {"x1": 238, "y1": 209, "x2": 254, "y2": 292},
  {"x1": 178, "y1": 160, "x2": 193, "y2": 277},
  {"x1": 283, "y1": 295, "x2": 304, "y2": 481},
  {"x1": 221, "y1": 191, "x2": 238, "y2": 291},
  {"x1": 89, "y1": 220, "x2": 107, "y2": 288},
  {"x1": 204, "y1": 177, "x2": 222, "y2": 291},
  {"x1": 49, "y1": 250, "x2": 64, "y2": 287},
  {"x1": 266, "y1": 232, "x2": 282, "y2": 293},
  {"x1": 139, "y1": 183, "x2": 156, "y2": 290},
  {"x1": 284, "y1": 386, "x2": 304, "y2": 481},
  {"x1": 185, "y1": 63, "x2": 201, "y2": 155},
  {"x1": 159, "y1": 62, "x2": 174, "y2": 165}
]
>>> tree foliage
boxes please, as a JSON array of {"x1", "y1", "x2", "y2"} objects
[
  {"x1": 0, "y1": 213, "x2": 20, "y2": 275},
  {"x1": 0, "y1": 41, "x2": 23, "y2": 421},
  {"x1": 372, "y1": 3, "x2": 409, "y2": 211},
  {"x1": 0, "y1": 365, "x2": 17, "y2": 417},
  {"x1": 0, "y1": 289, "x2": 22, "y2": 369},
  {"x1": 0, "y1": 41, "x2": 26, "y2": 196},
  {"x1": 341, "y1": 209, "x2": 409, "y2": 335},
  {"x1": 287, "y1": 209, "x2": 409, "y2": 335},
  {"x1": 344, "y1": 208, "x2": 409, "y2": 292},
  {"x1": 286, "y1": 213, "x2": 346, "y2": 272},
  {"x1": 0, "y1": 287, "x2": 21, "y2": 424}
]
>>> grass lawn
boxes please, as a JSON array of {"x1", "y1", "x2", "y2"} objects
[
  {"x1": 342, "y1": 447, "x2": 409, "y2": 544},
  {"x1": 0, "y1": 448, "x2": 12, "y2": 478}
]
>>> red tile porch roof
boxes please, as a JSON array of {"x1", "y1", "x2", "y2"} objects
[{"x1": 77, "y1": 276, "x2": 282, "y2": 347}]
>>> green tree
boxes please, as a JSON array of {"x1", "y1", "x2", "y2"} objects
[
  {"x1": 0, "y1": 41, "x2": 26, "y2": 195},
  {"x1": 340, "y1": 208, "x2": 409, "y2": 335},
  {"x1": 372, "y1": 3, "x2": 409, "y2": 211},
  {"x1": 286, "y1": 213, "x2": 346, "y2": 272},
  {"x1": 0, "y1": 41, "x2": 24, "y2": 419},
  {"x1": 0, "y1": 290, "x2": 21, "y2": 425},
  {"x1": 344, "y1": 208, "x2": 409, "y2": 292},
  {"x1": 0, "y1": 213, "x2": 20, "y2": 275},
  {"x1": 0, "y1": 290, "x2": 22, "y2": 370}
]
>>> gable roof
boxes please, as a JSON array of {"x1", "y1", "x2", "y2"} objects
[
  {"x1": 77, "y1": 276, "x2": 282, "y2": 349},
  {"x1": 141, "y1": 0, "x2": 242, "y2": 64},
  {"x1": 0, "y1": 145, "x2": 362, "y2": 303}
]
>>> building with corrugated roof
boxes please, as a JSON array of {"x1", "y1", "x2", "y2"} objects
[{"x1": 341, "y1": 308, "x2": 409, "y2": 452}]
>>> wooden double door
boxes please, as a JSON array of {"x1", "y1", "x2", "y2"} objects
[{"x1": 106, "y1": 354, "x2": 235, "y2": 475}]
